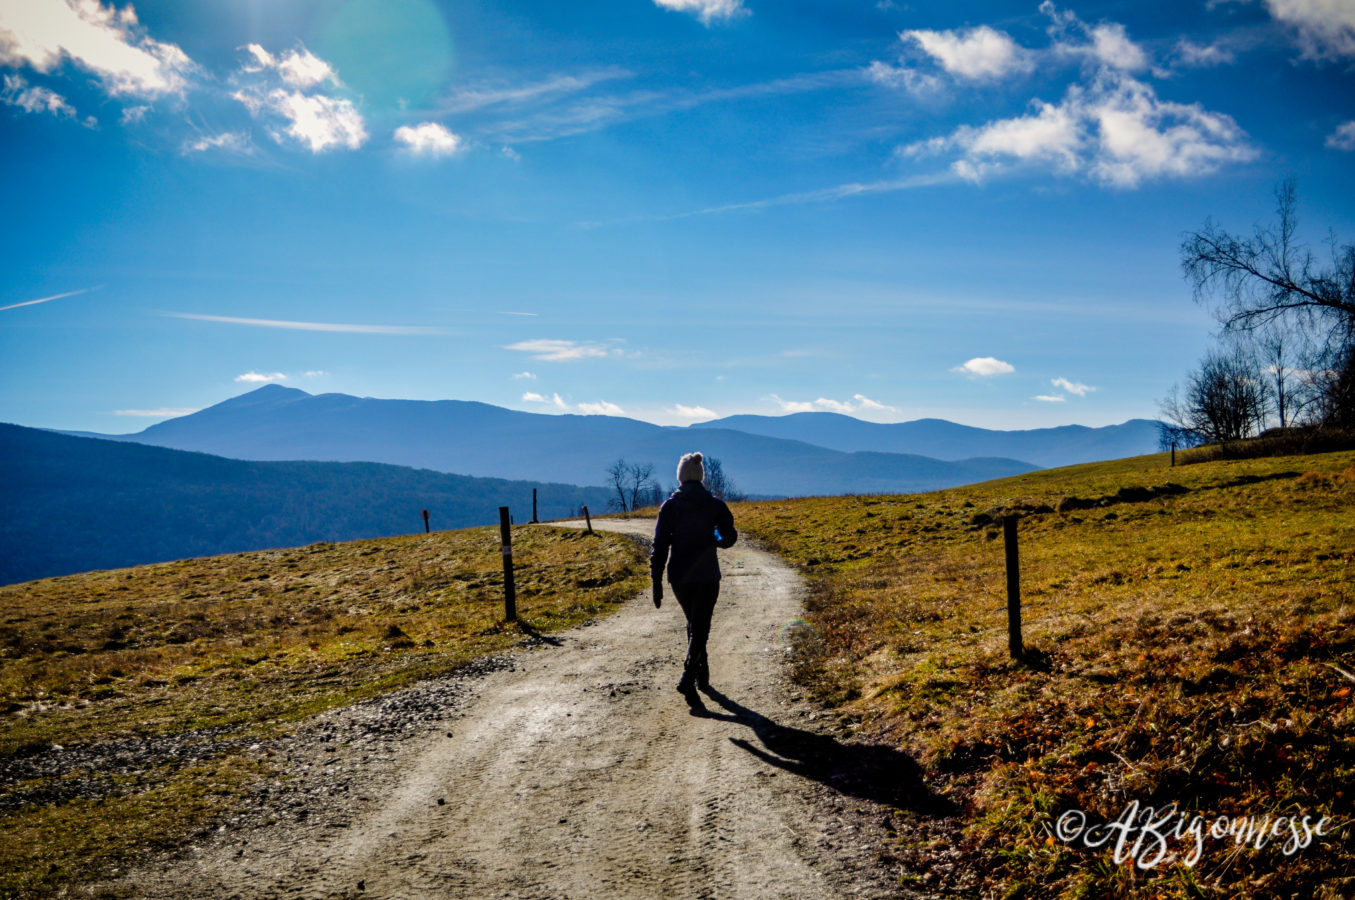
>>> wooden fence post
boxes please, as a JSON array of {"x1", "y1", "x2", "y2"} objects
[
  {"x1": 1004, "y1": 515, "x2": 1023, "y2": 660},
  {"x1": 532, "y1": 488, "x2": 539, "y2": 524},
  {"x1": 1171, "y1": 442, "x2": 1176, "y2": 467},
  {"x1": 582, "y1": 505, "x2": 593, "y2": 535},
  {"x1": 422, "y1": 509, "x2": 430, "y2": 533},
  {"x1": 498, "y1": 506, "x2": 517, "y2": 621}
]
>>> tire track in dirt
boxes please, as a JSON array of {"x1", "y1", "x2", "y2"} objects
[{"x1": 114, "y1": 519, "x2": 933, "y2": 899}]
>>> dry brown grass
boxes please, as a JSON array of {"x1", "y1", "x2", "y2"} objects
[
  {"x1": 0, "y1": 524, "x2": 646, "y2": 896},
  {"x1": 737, "y1": 451, "x2": 1355, "y2": 899}
]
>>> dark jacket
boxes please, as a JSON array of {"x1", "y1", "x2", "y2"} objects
[{"x1": 651, "y1": 481, "x2": 737, "y2": 585}]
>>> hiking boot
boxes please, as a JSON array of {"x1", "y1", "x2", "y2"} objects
[
  {"x1": 695, "y1": 662, "x2": 710, "y2": 689},
  {"x1": 676, "y1": 673, "x2": 697, "y2": 695}
]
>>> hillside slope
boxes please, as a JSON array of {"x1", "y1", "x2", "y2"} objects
[
  {"x1": 0, "y1": 423, "x2": 611, "y2": 585},
  {"x1": 737, "y1": 450, "x2": 1355, "y2": 899}
]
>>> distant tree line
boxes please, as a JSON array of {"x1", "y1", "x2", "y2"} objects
[
  {"x1": 604, "y1": 455, "x2": 745, "y2": 512},
  {"x1": 1161, "y1": 179, "x2": 1355, "y2": 449}
]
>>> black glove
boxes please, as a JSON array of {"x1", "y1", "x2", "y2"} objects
[{"x1": 652, "y1": 581, "x2": 663, "y2": 608}]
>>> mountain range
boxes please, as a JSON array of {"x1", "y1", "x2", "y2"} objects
[
  {"x1": 6, "y1": 387, "x2": 1162, "y2": 584},
  {"x1": 66, "y1": 385, "x2": 1159, "y2": 497}
]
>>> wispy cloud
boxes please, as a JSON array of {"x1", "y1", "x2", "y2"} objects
[
  {"x1": 669, "y1": 403, "x2": 718, "y2": 420},
  {"x1": 113, "y1": 407, "x2": 198, "y2": 418},
  {"x1": 167, "y1": 313, "x2": 450, "y2": 335},
  {"x1": 1051, "y1": 376, "x2": 1094, "y2": 396},
  {"x1": 439, "y1": 69, "x2": 630, "y2": 115},
  {"x1": 522, "y1": 391, "x2": 570, "y2": 411},
  {"x1": 653, "y1": 0, "x2": 748, "y2": 26},
  {"x1": 1, "y1": 73, "x2": 76, "y2": 118},
  {"x1": 235, "y1": 371, "x2": 287, "y2": 383},
  {"x1": 183, "y1": 131, "x2": 250, "y2": 155},
  {"x1": 577, "y1": 399, "x2": 625, "y2": 416},
  {"x1": 504, "y1": 339, "x2": 615, "y2": 361},
  {"x1": 1032, "y1": 394, "x2": 1067, "y2": 402},
  {"x1": 512, "y1": 371, "x2": 537, "y2": 380},
  {"x1": 500, "y1": 311, "x2": 539, "y2": 317},
  {"x1": 1327, "y1": 121, "x2": 1355, "y2": 151},
  {"x1": 0, "y1": 286, "x2": 97, "y2": 312},
  {"x1": 770, "y1": 393, "x2": 895, "y2": 415},
  {"x1": 587, "y1": 171, "x2": 956, "y2": 227},
  {"x1": 952, "y1": 357, "x2": 1015, "y2": 376}
]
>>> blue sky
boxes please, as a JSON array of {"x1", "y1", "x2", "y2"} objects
[{"x1": 2, "y1": 0, "x2": 1353, "y2": 433}]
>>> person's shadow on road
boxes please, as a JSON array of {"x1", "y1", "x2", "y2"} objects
[{"x1": 686, "y1": 685, "x2": 954, "y2": 816}]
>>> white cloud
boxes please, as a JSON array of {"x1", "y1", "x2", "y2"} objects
[
  {"x1": 1, "y1": 73, "x2": 75, "y2": 117},
  {"x1": 1172, "y1": 38, "x2": 1235, "y2": 68},
  {"x1": 1087, "y1": 23, "x2": 1149, "y2": 72},
  {"x1": 113, "y1": 407, "x2": 197, "y2": 417},
  {"x1": 953, "y1": 357, "x2": 1015, "y2": 376},
  {"x1": 0, "y1": 0, "x2": 193, "y2": 97},
  {"x1": 394, "y1": 121, "x2": 463, "y2": 157},
  {"x1": 235, "y1": 371, "x2": 287, "y2": 384},
  {"x1": 512, "y1": 371, "x2": 537, "y2": 380},
  {"x1": 853, "y1": 394, "x2": 893, "y2": 411},
  {"x1": 908, "y1": 71, "x2": 1256, "y2": 188},
  {"x1": 652, "y1": 0, "x2": 748, "y2": 26},
  {"x1": 234, "y1": 88, "x2": 366, "y2": 153},
  {"x1": 1326, "y1": 121, "x2": 1355, "y2": 151},
  {"x1": 501, "y1": 145, "x2": 521, "y2": 162},
  {"x1": 770, "y1": 394, "x2": 817, "y2": 413},
  {"x1": 504, "y1": 339, "x2": 613, "y2": 361},
  {"x1": 1033, "y1": 394, "x2": 1067, "y2": 403},
  {"x1": 669, "y1": 403, "x2": 717, "y2": 420},
  {"x1": 1051, "y1": 377, "x2": 1094, "y2": 396},
  {"x1": 1084, "y1": 75, "x2": 1254, "y2": 187},
  {"x1": 242, "y1": 43, "x2": 337, "y2": 89},
  {"x1": 577, "y1": 400, "x2": 625, "y2": 416},
  {"x1": 119, "y1": 102, "x2": 147, "y2": 123},
  {"x1": 769, "y1": 393, "x2": 895, "y2": 415},
  {"x1": 182, "y1": 131, "x2": 249, "y2": 154},
  {"x1": 865, "y1": 61, "x2": 944, "y2": 96},
  {"x1": 523, "y1": 391, "x2": 569, "y2": 410},
  {"x1": 168, "y1": 313, "x2": 449, "y2": 335},
  {"x1": 904, "y1": 25, "x2": 1033, "y2": 79},
  {"x1": 1263, "y1": 0, "x2": 1355, "y2": 60},
  {"x1": 1041, "y1": 3, "x2": 1150, "y2": 72},
  {"x1": 304, "y1": 370, "x2": 329, "y2": 378}
]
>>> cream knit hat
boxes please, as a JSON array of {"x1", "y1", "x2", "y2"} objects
[{"x1": 677, "y1": 452, "x2": 705, "y2": 484}]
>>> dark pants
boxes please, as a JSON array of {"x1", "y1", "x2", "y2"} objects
[{"x1": 672, "y1": 581, "x2": 720, "y2": 685}]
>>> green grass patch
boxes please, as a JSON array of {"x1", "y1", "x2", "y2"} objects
[
  {"x1": 0, "y1": 524, "x2": 646, "y2": 895},
  {"x1": 737, "y1": 451, "x2": 1355, "y2": 899}
]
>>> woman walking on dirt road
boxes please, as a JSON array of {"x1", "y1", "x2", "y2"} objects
[{"x1": 650, "y1": 452, "x2": 738, "y2": 695}]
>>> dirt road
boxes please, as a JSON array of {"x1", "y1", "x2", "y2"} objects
[{"x1": 117, "y1": 519, "x2": 934, "y2": 899}]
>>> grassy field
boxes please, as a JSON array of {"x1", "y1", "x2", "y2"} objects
[
  {"x1": 0, "y1": 525, "x2": 647, "y2": 897},
  {"x1": 737, "y1": 450, "x2": 1354, "y2": 899}
]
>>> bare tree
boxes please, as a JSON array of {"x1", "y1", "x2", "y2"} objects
[
  {"x1": 1181, "y1": 179, "x2": 1354, "y2": 425},
  {"x1": 701, "y1": 455, "x2": 745, "y2": 501},
  {"x1": 1160, "y1": 345, "x2": 1269, "y2": 447},
  {"x1": 626, "y1": 461, "x2": 657, "y2": 511},
  {"x1": 604, "y1": 458, "x2": 660, "y2": 511},
  {"x1": 1255, "y1": 323, "x2": 1312, "y2": 429}
]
